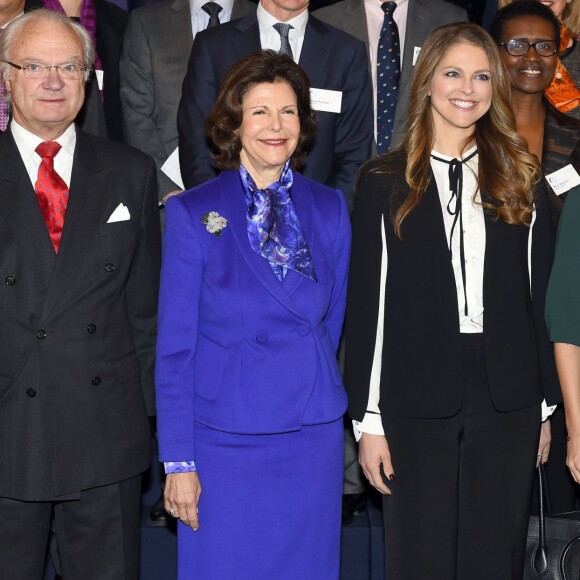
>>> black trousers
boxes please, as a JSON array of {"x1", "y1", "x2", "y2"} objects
[
  {"x1": 382, "y1": 334, "x2": 540, "y2": 580},
  {"x1": 0, "y1": 475, "x2": 141, "y2": 580}
]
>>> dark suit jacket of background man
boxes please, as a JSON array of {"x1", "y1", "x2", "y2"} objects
[
  {"x1": 0, "y1": 127, "x2": 160, "y2": 501},
  {"x1": 314, "y1": 0, "x2": 468, "y2": 147},
  {"x1": 120, "y1": 0, "x2": 255, "y2": 199},
  {"x1": 177, "y1": 11, "x2": 373, "y2": 210}
]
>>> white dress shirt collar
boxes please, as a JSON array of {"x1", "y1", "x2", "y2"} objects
[
  {"x1": 257, "y1": 1, "x2": 309, "y2": 63},
  {"x1": 11, "y1": 119, "x2": 76, "y2": 188},
  {"x1": 189, "y1": 0, "x2": 235, "y2": 37}
]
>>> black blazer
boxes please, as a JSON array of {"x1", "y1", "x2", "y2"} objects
[
  {"x1": 177, "y1": 11, "x2": 373, "y2": 211},
  {"x1": 345, "y1": 156, "x2": 560, "y2": 421},
  {"x1": 0, "y1": 127, "x2": 161, "y2": 500}
]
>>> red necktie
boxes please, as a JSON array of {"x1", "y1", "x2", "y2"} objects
[{"x1": 35, "y1": 141, "x2": 69, "y2": 252}]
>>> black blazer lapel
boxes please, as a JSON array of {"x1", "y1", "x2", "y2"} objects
[
  {"x1": 40, "y1": 130, "x2": 113, "y2": 320},
  {"x1": 0, "y1": 130, "x2": 55, "y2": 282}
]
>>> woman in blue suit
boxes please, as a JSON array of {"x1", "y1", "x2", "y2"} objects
[{"x1": 155, "y1": 51, "x2": 351, "y2": 580}]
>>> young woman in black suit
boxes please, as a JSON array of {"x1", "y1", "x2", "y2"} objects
[{"x1": 346, "y1": 22, "x2": 559, "y2": 580}]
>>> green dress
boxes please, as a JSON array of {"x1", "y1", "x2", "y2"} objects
[{"x1": 546, "y1": 184, "x2": 580, "y2": 346}]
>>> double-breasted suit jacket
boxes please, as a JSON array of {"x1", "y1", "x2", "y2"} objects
[
  {"x1": 176, "y1": 12, "x2": 373, "y2": 210},
  {"x1": 0, "y1": 127, "x2": 161, "y2": 501},
  {"x1": 155, "y1": 170, "x2": 351, "y2": 461}
]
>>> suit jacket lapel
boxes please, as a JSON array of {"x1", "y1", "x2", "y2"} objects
[
  {"x1": 542, "y1": 106, "x2": 580, "y2": 175},
  {"x1": 299, "y1": 17, "x2": 331, "y2": 81},
  {"x1": 0, "y1": 130, "x2": 55, "y2": 283},
  {"x1": 401, "y1": 0, "x2": 427, "y2": 84},
  {"x1": 345, "y1": 0, "x2": 369, "y2": 46},
  {"x1": 170, "y1": 0, "x2": 194, "y2": 52},
  {"x1": 232, "y1": 13, "x2": 261, "y2": 56},
  {"x1": 219, "y1": 171, "x2": 308, "y2": 319},
  {"x1": 40, "y1": 130, "x2": 111, "y2": 320}
]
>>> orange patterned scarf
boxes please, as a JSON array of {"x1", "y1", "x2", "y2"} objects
[{"x1": 544, "y1": 25, "x2": 580, "y2": 112}]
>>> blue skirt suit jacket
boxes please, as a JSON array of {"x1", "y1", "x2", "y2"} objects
[{"x1": 155, "y1": 169, "x2": 351, "y2": 462}]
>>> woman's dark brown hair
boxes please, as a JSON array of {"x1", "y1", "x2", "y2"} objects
[{"x1": 206, "y1": 50, "x2": 317, "y2": 170}]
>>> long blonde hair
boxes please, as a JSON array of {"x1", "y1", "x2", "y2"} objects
[
  {"x1": 498, "y1": 0, "x2": 580, "y2": 37},
  {"x1": 373, "y1": 23, "x2": 539, "y2": 238}
]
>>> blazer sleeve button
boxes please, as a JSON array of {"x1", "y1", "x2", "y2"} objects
[
  {"x1": 91, "y1": 377, "x2": 101, "y2": 386},
  {"x1": 36, "y1": 330, "x2": 46, "y2": 340},
  {"x1": 5, "y1": 276, "x2": 15, "y2": 285},
  {"x1": 26, "y1": 388, "x2": 37, "y2": 398},
  {"x1": 87, "y1": 324, "x2": 97, "y2": 334},
  {"x1": 104, "y1": 263, "x2": 115, "y2": 273}
]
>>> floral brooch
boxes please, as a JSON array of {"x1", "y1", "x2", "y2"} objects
[{"x1": 201, "y1": 211, "x2": 228, "y2": 237}]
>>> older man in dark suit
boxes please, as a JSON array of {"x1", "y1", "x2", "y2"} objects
[
  {"x1": 0, "y1": 9, "x2": 160, "y2": 579},
  {"x1": 177, "y1": 0, "x2": 373, "y2": 211}
]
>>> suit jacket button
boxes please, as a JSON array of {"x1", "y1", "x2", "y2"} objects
[
  {"x1": 5, "y1": 276, "x2": 15, "y2": 285},
  {"x1": 256, "y1": 330, "x2": 269, "y2": 343},
  {"x1": 297, "y1": 325, "x2": 310, "y2": 337},
  {"x1": 36, "y1": 329, "x2": 46, "y2": 340},
  {"x1": 91, "y1": 376, "x2": 101, "y2": 386},
  {"x1": 87, "y1": 324, "x2": 97, "y2": 334},
  {"x1": 26, "y1": 388, "x2": 37, "y2": 398},
  {"x1": 104, "y1": 263, "x2": 115, "y2": 273}
]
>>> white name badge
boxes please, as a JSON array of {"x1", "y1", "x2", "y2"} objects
[
  {"x1": 95, "y1": 69, "x2": 104, "y2": 91},
  {"x1": 413, "y1": 46, "x2": 421, "y2": 66},
  {"x1": 310, "y1": 88, "x2": 342, "y2": 114},
  {"x1": 545, "y1": 164, "x2": 580, "y2": 196}
]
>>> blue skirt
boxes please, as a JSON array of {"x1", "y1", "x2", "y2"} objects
[{"x1": 177, "y1": 418, "x2": 344, "y2": 580}]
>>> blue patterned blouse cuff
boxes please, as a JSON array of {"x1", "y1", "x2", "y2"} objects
[{"x1": 164, "y1": 461, "x2": 196, "y2": 474}]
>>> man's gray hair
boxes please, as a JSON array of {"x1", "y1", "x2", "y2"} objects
[{"x1": 0, "y1": 8, "x2": 95, "y2": 88}]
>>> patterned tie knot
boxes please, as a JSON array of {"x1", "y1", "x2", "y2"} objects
[
  {"x1": 273, "y1": 22, "x2": 294, "y2": 58},
  {"x1": 381, "y1": 1, "x2": 397, "y2": 16},
  {"x1": 36, "y1": 141, "x2": 62, "y2": 159},
  {"x1": 202, "y1": 2, "x2": 222, "y2": 27}
]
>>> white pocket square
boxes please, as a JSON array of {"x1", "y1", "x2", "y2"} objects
[{"x1": 107, "y1": 203, "x2": 130, "y2": 223}]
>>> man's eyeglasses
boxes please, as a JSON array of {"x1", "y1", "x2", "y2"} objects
[
  {"x1": 500, "y1": 39, "x2": 558, "y2": 57},
  {"x1": 3, "y1": 61, "x2": 88, "y2": 79}
]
